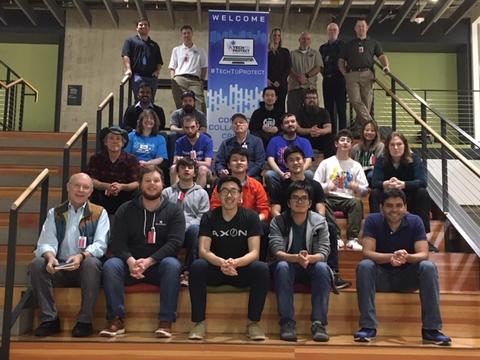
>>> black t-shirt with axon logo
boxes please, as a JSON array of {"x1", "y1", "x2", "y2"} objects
[{"x1": 199, "y1": 207, "x2": 262, "y2": 260}]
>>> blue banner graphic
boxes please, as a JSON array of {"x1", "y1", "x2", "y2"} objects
[{"x1": 208, "y1": 10, "x2": 269, "y2": 148}]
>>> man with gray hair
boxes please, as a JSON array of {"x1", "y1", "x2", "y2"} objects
[
  {"x1": 288, "y1": 31, "x2": 323, "y2": 115},
  {"x1": 29, "y1": 173, "x2": 109, "y2": 337}
]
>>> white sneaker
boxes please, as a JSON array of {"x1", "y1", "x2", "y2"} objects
[
  {"x1": 346, "y1": 238, "x2": 363, "y2": 251},
  {"x1": 337, "y1": 238, "x2": 345, "y2": 249}
]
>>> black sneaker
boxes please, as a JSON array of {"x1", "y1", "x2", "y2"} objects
[
  {"x1": 334, "y1": 274, "x2": 352, "y2": 290},
  {"x1": 280, "y1": 322, "x2": 297, "y2": 342},
  {"x1": 72, "y1": 322, "x2": 93, "y2": 337},
  {"x1": 311, "y1": 321, "x2": 329, "y2": 342},
  {"x1": 428, "y1": 243, "x2": 439, "y2": 253},
  {"x1": 422, "y1": 329, "x2": 452, "y2": 346},
  {"x1": 34, "y1": 318, "x2": 61, "y2": 337}
]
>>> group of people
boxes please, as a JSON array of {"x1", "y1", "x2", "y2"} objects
[{"x1": 28, "y1": 16, "x2": 451, "y2": 348}]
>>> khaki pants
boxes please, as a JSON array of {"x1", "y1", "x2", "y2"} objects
[
  {"x1": 345, "y1": 70, "x2": 374, "y2": 125},
  {"x1": 171, "y1": 75, "x2": 206, "y2": 114}
]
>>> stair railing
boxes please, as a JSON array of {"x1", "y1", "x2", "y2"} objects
[{"x1": 96, "y1": 92, "x2": 114, "y2": 151}]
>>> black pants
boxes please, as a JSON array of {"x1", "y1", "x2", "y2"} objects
[
  {"x1": 326, "y1": 222, "x2": 339, "y2": 272},
  {"x1": 323, "y1": 75, "x2": 347, "y2": 132},
  {"x1": 305, "y1": 134, "x2": 336, "y2": 158},
  {"x1": 189, "y1": 259, "x2": 269, "y2": 322},
  {"x1": 370, "y1": 187, "x2": 431, "y2": 233}
]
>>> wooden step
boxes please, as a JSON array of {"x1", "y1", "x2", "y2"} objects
[
  {"x1": 0, "y1": 187, "x2": 62, "y2": 213},
  {"x1": 0, "y1": 148, "x2": 91, "y2": 167},
  {"x1": 0, "y1": 131, "x2": 97, "y2": 149},
  {"x1": 0, "y1": 166, "x2": 79, "y2": 187},
  {"x1": 27, "y1": 288, "x2": 479, "y2": 338}
]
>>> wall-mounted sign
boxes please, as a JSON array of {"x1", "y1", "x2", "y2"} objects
[{"x1": 67, "y1": 85, "x2": 82, "y2": 106}]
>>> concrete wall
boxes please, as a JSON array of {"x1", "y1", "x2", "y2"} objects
[{"x1": 60, "y1": 9, "x2": 332, "y2": 132}]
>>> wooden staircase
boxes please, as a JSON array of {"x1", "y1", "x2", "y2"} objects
[{"x1": 0, "y1": 131, "x2": 479, "y2": 359}]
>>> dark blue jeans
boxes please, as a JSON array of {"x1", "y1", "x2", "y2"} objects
[
  {"x1": 271, "y1": 261, "x2": 331, "y2": 326},
  {"x1": 102, "y1": 256, "x2": 181, "y2": 322},
  {"x1": 356, "y1": 259, "x2": 443, "y2": 330}
]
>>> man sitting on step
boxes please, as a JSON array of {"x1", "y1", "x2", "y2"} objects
[
  {"x1": 30, "y1": 173, "x2": 109, "y2": 337},
  {"x1": 100, "y1": 165, "x2": 185, "y2": 338},
  {"x1": 354, "y1": 189, "x2": 451, "y2": 346}
]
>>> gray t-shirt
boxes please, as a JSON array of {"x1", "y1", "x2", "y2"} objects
[{"x1": 339, "y1": 37, "x2": 383, "y2": 70}]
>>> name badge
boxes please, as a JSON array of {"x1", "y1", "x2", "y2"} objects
[
  {"x1": 147, "y1": 227, "x2": 156, "y2": 244},
  {"x1": 358, "y1": 46, "x2": 364, "y2": 54},
  {"x1": 78, "y1": 236, "x2": 87, "y2": 249},
  {"x1": 190, "y1": 150, "x2": 197, "y2": 159}
]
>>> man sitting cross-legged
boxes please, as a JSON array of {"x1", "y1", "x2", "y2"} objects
[
  {"x1": 269, "y1": 180, "x2": 332, "y2": 342},
  {"x1": 188, "y1": 176, "x2": 269, "y2": 341}
]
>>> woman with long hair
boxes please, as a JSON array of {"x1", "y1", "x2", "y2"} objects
[
  {"x1": 268, "y1": 28, "x2": 291, "y2": 113},
  {"x1": 125, "y1": 109, "x2": 168, "y2": 168},
  {"x1": 351, "y1": 120, "x2": 384, "y2": 185},
  {"x1": 370, "y1": 131, "x2": 432, "y2": 235}
]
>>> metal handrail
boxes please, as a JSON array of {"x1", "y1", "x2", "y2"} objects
[
  {"x1": 118, "y1": 74, "x2": 132, "y2": 126},
  {"x1": 374, "y1": 60, "x2": 480, "y2": 149},
  {"x1": 62, "y1": 122, "x2": 89, "y2": 202},
  {"x1": 96, "y1": 92, "x2": 114, "y2": 151},
  {"x1": 0, "y1": 78, "x2": 39, "y2": 102},
  {"x1": 0, "y1": 169, "x2": 50, "y2": 360}
]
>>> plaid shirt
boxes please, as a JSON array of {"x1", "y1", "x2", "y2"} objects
[{"x1": 87, "y1": 151, "x2": 139, "y2": 184}]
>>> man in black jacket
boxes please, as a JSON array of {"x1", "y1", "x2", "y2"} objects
[{"x1": 100, "y1": 165, "x2": 185, "y2": 338}]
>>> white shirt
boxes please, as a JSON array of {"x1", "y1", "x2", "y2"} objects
[
  {"x1": 34, "y1": 202, "x2": 110, "y2": 261},
  {"x1": 168, "y1": 43, "x2": 207, "y2": 78}
]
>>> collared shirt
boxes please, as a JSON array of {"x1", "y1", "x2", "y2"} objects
[
  {"x1": 319, "y1": 39, "x2": 344, "y2": 78},
  {"x1": 121, "y1": 35, "x2": 163, "y2": 77},
  {"x1": 35, "y1": 202, "x2": 109, "y2": 261},
  {"x1": 339, "y1": 37, "x2": 383, "y2": 70},
  {"x1": 288, "y1": 47, "x2": 323, "y2": 90},
  {"x1": 87, "y1": 151, "x2": 139, "y2": 185},
  {"x1": 169, "y1": 43, "x2": 207, "y2": 78}
]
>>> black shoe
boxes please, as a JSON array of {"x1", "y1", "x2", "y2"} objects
[
  {"x1": 34, "y1": 318, "x2": 61, "y2": 337},
  {"x1": 72, "y1": 322, "x2": 93, "y2": 337},
  {"x1": 311, "y1": 321, "x2": 329, "y2": 342},
  {"x1": 334, "y1": 274, "x2": 352, "y2": 290},
  {"x1": 280, "y1": 322, "x2": 297, "y2": 342},
  {"x1": 428, "y1": 243, "x2": 439, "y2": 253}
]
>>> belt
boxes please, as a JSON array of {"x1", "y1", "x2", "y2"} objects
[
  {"x1": 348, "y1": 68, "x2": 371, "y2": 72},
  {"x1": 179, "y1": 74, "x2": 200, "y2": 81}
]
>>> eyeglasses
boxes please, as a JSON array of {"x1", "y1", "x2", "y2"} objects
[
  {"x1": 70, "y1": 183, "x2": 92, "y2": 191},
  {"x1": 290, "y1": 195, "x2": 309, "y2": 203},
  {"x1": 219, "y1": 188, "x2": 241, "y2": 197}
]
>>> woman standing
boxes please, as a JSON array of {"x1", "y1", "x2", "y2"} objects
[
  {"x1": 351, "y1": 120, "x2": 384, "y2": 185},
  {"x1": 125, "y1": 109, "x2": 168, "y2": 168},
  {"x1": 370, "y1": 132, "x2": 431, "y2": 234},
  {"x1": 268, "y1": 28, "x2": 291, "y2": 114}
]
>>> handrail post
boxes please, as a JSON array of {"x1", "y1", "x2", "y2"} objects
[
  {"x1": 81, "y1": 129, "x2": 88, "y2": 172},
  {"x1": 19, "y1": 83, "x2": 25, "y2": 131},
  {"x1": 62, "y1": 147, "x2": 70, "y2": 202},
  {"x1": 39, "y1": 177, "x2": 49, "y2": 234},
  {"x1": 1, "y1": 209, "x2": 18, "y2": 360},
  {"x1": 440, "y1": 119, "x2": 449, "y2": 213},
  {"x1": 119, "y1": 83, "x2": 125, "y2": 126},
  {"x1": 96, "y1": 110, "x2": 102, "y2": 152},
  {"x1": 127, "y1": 79, "x2": 133, "y2": 107},
  {"x1": 391, "y1": 77, "x2": 396, "y2": 131},
  {"x1": 420, "y1": 103, "x2": 428, "y2": 166},
  {"x1": 108, "y1": 97, "x2": 114, "y2": 127}
]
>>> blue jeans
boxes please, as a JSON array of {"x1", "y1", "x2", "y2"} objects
[
  {"x1": 356, "y1": 259, "x2": 443, "y2": 329},
  {"x1": 264, "y1": 169, "x2": 314, "y2": 197},
  {"x1": 272, "y1": 261, "x2": 331, "y2": 326},
  {"x1": 102, "y1": 256, "x2": 181, "y2": 322},
  {"x1": 184, "y1": 224, "x2": 200, "y2": 271}
]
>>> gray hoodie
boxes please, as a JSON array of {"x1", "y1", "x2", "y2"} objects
[
  {"x1": 162, "y1": 183, "x2": 210, "y2": 228},
  {"x1": 268, "y1": 210, "x2": 330, "y2": 262}
]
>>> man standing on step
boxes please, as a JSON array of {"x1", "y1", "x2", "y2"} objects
[
  {"x1": 188, "y1": 176, "x2": 269, "y2": 341},
  {"x1": 122, "y1": 17, "x2": 163, "y2": 100},
  {"x1": 100, "y1": 165, "x2": 185, "y2": 338},
  {"x1": 269, "y1": 181, "x2": 332, "y2": 342},
  {"x1": 354, "y1": 189, "x2": 451, "y2": 346},
  {"x1": 30, "y1": 173, "x2": 109, "y2": 337}
]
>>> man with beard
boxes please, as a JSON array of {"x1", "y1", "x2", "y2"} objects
[
  {"x1": 168, "y1": 90, "x2": 207, "y2": 164},
  {"x1": 122, "y1": 83, "x2": 166, "y2": 132},
  {"x1": 288, "y1": 31, "x2": 323, "y2": 115},
  {"x1": 87, "y1": 126, "x2": 140, "y2": 216},
  {"x1": 320, "y1": 23, "x2": 347, "y2": 132},
  {"x1": 296, "y1": 89, "x2": 335, "y2": 158},
  {"x1": 188, "y1": 176, "x2": 269, "y2": 341},
  {"x1": 170, "y1": 115, "x2": 213, "y2": 187},
  {"x1": 214, "y1": 113, "x2": 265, "y2": 182},
  {"x1": 249, "y1": 87, "x2": 285, "y2": 148},
  {"x1": 122, "y1": 17, "x2": 163, "y2": 100},
  {"x1": 100, "y1": 165, "x2": 185, "y2": 338},
  {"x1": 162, "y1": 157, "x2": 210, "y2": 285},
  {"x1": 264, "y1": 114, "x2": 314, "y2": 196}
]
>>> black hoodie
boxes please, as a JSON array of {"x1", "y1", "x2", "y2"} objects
[
  {"x1": 111, "y1": 194, "x2": 185, "y2": 262},
  {"x1": 249, "y1": 101, "x2": 284, "y2": 133}
]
